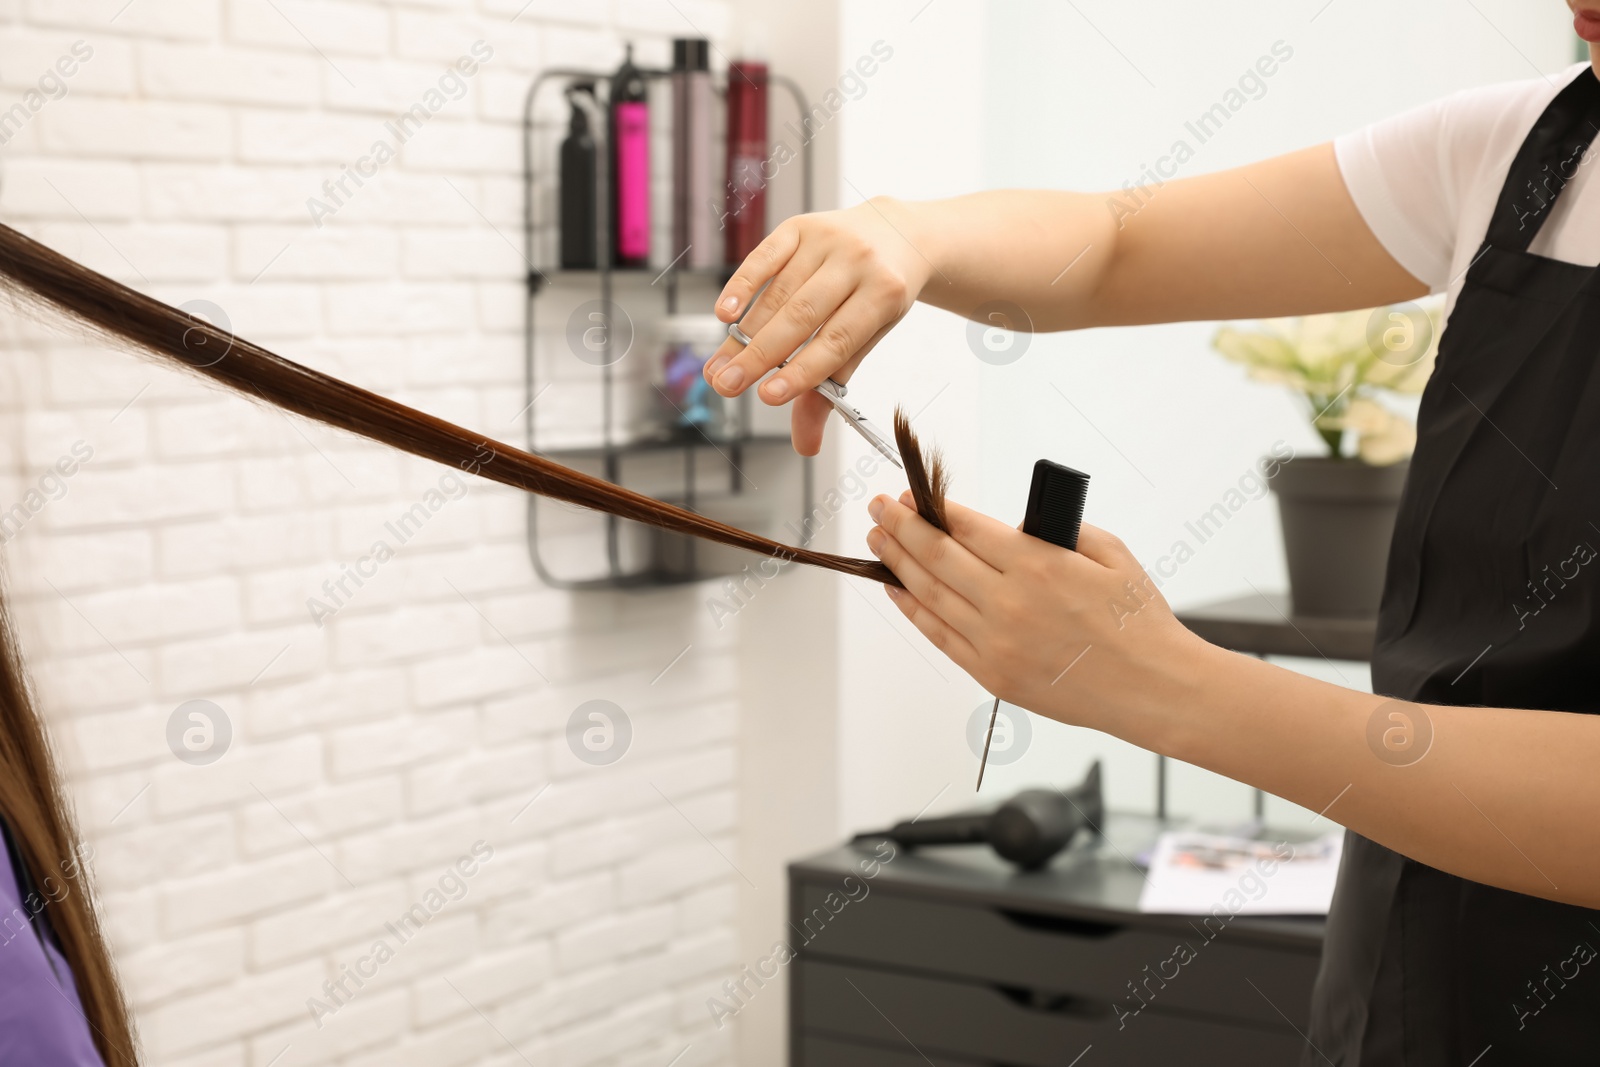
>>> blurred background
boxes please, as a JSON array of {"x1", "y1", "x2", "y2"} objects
[{"x1": 0, "y1": 0, "x2": 1580, "y2": 1064}]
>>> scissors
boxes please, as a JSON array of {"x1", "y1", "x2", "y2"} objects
[{"x1": 725, "y1": 313, "x2": 903, "y2": 471}]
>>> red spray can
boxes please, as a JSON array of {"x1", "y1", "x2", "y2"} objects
[{"x1": 723, "y1": 61, "x2": 768, "y2": 266}]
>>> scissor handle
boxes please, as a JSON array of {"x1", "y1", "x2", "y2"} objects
[{"x1": 814, "y1": 377, "x2": 849, "y2": 401}]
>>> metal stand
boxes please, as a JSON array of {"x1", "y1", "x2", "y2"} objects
[{"x1": 519, "y1": 66, "x2": 818, "y2": 589}]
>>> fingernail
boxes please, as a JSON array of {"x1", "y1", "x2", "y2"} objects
[
  {"x1": 866, "y1": 530, "x2": 884, "y2": 557},
  {"x1": 720, "y1": 295, "x2": 739, "y2": 313},
  {"x1": 706, "y1": 354, "x2": 731, "y2": 378},
  {"x1": 716, "y1": 366, "x2": 745, "y2": 392},
  {"x1": 868, "y1": 496, "x2": 885, "y2": 522},
  {"x1": 885, "y1": 584, "x2": 903, "y2": 599},
  {"x1": 764, "y1": 377, "x2": 789, "y2": 400}
]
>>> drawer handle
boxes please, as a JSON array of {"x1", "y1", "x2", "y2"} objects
[
  {"x1": 995, "y1": 983, "x2": 1110, "y2": 1020},
  {"x1": 996, "y1": 908, "x2": 1123, "y2": 939}
]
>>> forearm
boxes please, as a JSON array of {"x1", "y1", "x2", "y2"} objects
[
  {"x1": 894, "y1": 143, "x2": 1425, "y2": 332},
  {"x1": 864, "y1": 491, "x2": 1599, "y2": 910},
  {"x1": 1117, "y1": 636, "x2": 1600, "y2": 908},
  {"x1": 894, "y1": 190, "x2": 1120, "y2": 331},
  {"x1": 705, "y1": 142, "x2": 1420, "y2": 434}
]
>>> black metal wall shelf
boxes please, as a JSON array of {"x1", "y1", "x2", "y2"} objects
[
  {"x1": 520, "y1": 63, "x2": 817, "y2": 590},
  {"x1": 540, "y1": 431, "x2": 794, "y2": 463},
  {"x1": 526, "y1": 266, "x2": 731, "y2": 288}
]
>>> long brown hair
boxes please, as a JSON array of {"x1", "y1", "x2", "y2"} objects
[
  {"x1": 0, "y1": 581, "x2": 137, "y2": 1065},
  {"x1": 0, "y1": 224, "x2": 909, "y2": 583},
  {"x1": 0, "y1": 220, "x2": 952, "y2": 1063}
]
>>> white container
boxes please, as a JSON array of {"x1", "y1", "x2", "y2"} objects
[{"x1": 653, "y1": 314, "x2": 744, "y2": 440}]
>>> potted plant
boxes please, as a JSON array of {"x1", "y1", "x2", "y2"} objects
[{"x1": 1212, "y1": 303, "x2": 1441, "y2": 618}]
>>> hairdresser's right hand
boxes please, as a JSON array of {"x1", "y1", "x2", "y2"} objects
[{"x1": 705, "y1": 198, "x2": 933, "y2": 456}]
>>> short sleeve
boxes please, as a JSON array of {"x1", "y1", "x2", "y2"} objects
[
  {"x1": 1333, "y1": 71, "x2": 1578, "y2": 293},
  {"x1": 1335, "y1": 95, "x2": 1459, "y2": 290}
]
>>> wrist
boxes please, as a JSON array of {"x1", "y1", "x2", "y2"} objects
[
  {"x1": 1090, "y1": 623, "x2": 1236, "y2": 764},
  {"x1": 869, "y1": 195, "x2": 940, "y2": 297}
]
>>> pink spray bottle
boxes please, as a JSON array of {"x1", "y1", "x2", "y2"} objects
[{"x1": 610, "y1": 44, "x2": 650, "y2": 268}]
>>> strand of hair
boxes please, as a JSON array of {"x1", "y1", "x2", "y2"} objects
[
  {"x1": 0, "y1": 223, "x2": 902, "y2": 587},
  {"x1": 893, "y1": 406, "x2": 949, "y2": 532}
]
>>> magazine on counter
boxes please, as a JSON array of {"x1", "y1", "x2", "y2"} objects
[{"x1": 1137, "y1": 830, "x2": 1344, "y2": 916}]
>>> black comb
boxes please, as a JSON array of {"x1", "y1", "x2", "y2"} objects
[
  {"x1": 976, "y1": 459, "x2": 1091, "y2": 790},
  {"x1": 1022, "y1": 460, "x2": 1090, "y2": 549}
]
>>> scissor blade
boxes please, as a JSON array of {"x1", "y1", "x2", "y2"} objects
[
  {"x1": 827, "y1": 400, "x2": 903, "y2": 469},
  {"x1": 813, "y1": 379, "x2": 903, "y2": 470},
  {"x1": 728, "y1": 315, "x2": 904, "y2": 468},
  {"x1": 846, "y1": 414, "x2": 904, "y2": 469}
]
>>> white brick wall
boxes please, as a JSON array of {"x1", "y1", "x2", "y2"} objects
[{"x1": 0, "y1": 2, "x2": 745, "y2": 1063}]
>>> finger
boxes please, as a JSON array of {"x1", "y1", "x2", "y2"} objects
[
  {"x1": 728, "y1": 246, "x2": 822, "y2": 340},
  {"x1": 788, "y1": 324, "x2": 886, "y2": 454},
  {"x1": 703, "y1": 333, "x2": 748, "y2": 385},
  {"x1": 883, "y1": 583, "x2": 980, "y2": 668},
  {"x1": 790, "y1": 391, "x2": 836, "y2": 457},
  {"x1": 759, "y1": 292, "x2": 904, "y2": 404},
  {"x1": 716, "y1": 221, "x2": 800, "y2": 322},
  {"x1": 868, "y1": 522, "x2": 984, "y2": 634},
  {"x1": 830, "y1": 323, "x2": 886, "y2": 387},
  {"x1": 939, "y1": 498, "x2": 1040, "y2": 570},
  {"x1": 872, "y1": 494, "x2": 997, "y2": 604},
  {"x1": 931, "y1": 496, "x2": 1117, "y2": 576},
  {"x1": 705, "y1": 247, "x2": 825, "y2": 387},
  {"x1": 715, "y1": 269, "x2": 858, "y2": 398},
  {"x1": 1073, "y1": 523, "x2": 1139, "y2": 571}
]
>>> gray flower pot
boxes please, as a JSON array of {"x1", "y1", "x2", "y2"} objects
[{"x1": 1267, "y1": 457, "x2": 1409, "y2": 619}]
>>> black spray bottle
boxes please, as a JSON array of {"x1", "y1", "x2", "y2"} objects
[{"x1": 559, "y1": 81, "x2": 598, "y2": 270}]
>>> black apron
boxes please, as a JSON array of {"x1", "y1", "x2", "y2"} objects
[{"x1": 1306, "y1": 67, "x2": 1600, "y2": 1064}]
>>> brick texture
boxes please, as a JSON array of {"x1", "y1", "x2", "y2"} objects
[{"x1": 0, "y1": 2, "x2": 741, "y2": 1063}]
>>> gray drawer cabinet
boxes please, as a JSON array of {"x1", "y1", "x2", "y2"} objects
[{"x1": 789, "y1": 814, "x2": 1325, "y2": 1066}]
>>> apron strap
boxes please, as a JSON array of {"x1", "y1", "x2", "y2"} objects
[{"x1": 1483, "y1": 68, "x2": 1600, "y2": 253}]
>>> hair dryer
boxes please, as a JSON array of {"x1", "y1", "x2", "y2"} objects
[{"x1": 857, "y1": 761, "x2": 1103, "y2": 871}]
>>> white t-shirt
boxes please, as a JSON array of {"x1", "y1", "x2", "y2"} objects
[{"x1": 1335, "y1": 62, "x2": 1600, "y2": 323}]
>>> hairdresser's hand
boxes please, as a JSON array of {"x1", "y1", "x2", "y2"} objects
[
  {"x1": 864, "y1": 492, "x2": 1208, "y2": 730},
  {"x1": 705, "y1": 199, "x2": 932, "y2": 456}
]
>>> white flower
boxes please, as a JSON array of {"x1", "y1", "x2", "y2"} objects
[
  {"x1": 1328, "y1": 397, "x2": 1412, "y2": 466},
  {"x1": 1211, "y1": 300, "x2": 1441, "y2": 463}
]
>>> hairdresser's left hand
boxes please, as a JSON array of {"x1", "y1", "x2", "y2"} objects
[{"x1": 866, "y1": 492, "x2": 1206, "y2": 730}]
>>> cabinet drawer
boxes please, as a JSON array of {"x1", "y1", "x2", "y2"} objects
[
  {"x1": 798, "y1": 960, "x2": 1308, "y2": 1067},
  {"x1": 799, "y1": 1034, "x2": 987, "y2": 1066},
  {"x1": 796, "y1": 884, "x2": 1317, "y2": 1029}
]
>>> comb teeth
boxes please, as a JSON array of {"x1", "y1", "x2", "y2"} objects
[{"x1": 1024, "y1": 461, "x2": 1089, "y2": 551}]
